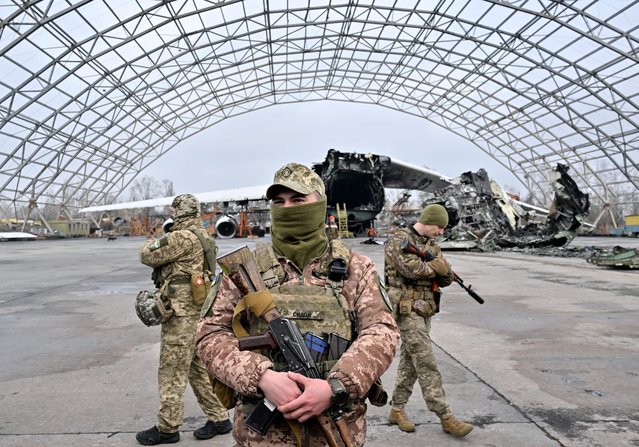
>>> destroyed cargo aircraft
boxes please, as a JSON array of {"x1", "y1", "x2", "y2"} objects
[
  {"x1": 417, "y1": 164, "x2": 590, "y2": 250},
  {"x1": 313, "y1": 149, "x2": 589, "y2": 249},
  {"x1": 312, "y1": 148, "x2": 452, "y2": 234},
  {"x1": 79, "y1": 148, "x2": 589, "y2": 248}
]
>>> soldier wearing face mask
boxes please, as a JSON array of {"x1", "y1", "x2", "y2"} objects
[{"x1": 196, "y1": 163, "x2": 399, "y2": 447}]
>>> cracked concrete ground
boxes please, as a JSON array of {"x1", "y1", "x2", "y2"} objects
[{"x1": 1, "y1": 235, "x2": 637, "y2": 447}]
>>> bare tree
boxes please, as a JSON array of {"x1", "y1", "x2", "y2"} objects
[
  {"x1": 129, "y1": 176, "x2": 164, "y2": 201},
  {"x1": 162, "y1": 179, "x2": 174, "y2": 197}
]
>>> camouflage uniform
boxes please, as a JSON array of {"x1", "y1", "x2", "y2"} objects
[
  {"x1": 196, "y1": 162, "x2": 399, "y2": 447},
  {"x1": 197, "y1": 247, "x2": 398, "y2": 446},
  {"x1": 139, "y1": 194, "x2": 229, "y2": 434},
  {"x1": 384, "y1": 226, "x2": 454, "y2": 417}
]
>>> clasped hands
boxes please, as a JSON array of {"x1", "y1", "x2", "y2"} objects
[{"x1": 258, "y1": 369, "x2": 332, "y2": 423}]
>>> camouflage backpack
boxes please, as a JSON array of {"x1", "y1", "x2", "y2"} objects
[{"x1": 135, "y1": 290, "x2": 174, "y2": 326}]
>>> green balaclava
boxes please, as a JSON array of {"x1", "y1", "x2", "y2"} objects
[
  {"x1": 419, "y1": 204, "x2": 449, "y2": 227},
  {"x1": 267, "y1": 163, "x2": 329, "y2": 270}
]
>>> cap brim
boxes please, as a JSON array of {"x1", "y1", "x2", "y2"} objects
[{"x1": 266, "y1": 181, "x2": 316, "y2": 199}]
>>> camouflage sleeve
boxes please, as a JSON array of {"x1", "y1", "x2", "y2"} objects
[
  {"x1": 196, "y1": 276, "x2": 274, "y2": 397},
  {"x1": 327, "y1": 252, "x2": 399, "y2": 400},
  {"x1": 139, "y1": 231, "x2": 196, "y2": 268},
  {"x1": 384, "y1": 231, "x2": 439, "y2": 280}
]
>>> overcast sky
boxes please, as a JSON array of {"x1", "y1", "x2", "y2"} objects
[{"x1": 143, "y1": 100, "x2": 523, "y2": 198}]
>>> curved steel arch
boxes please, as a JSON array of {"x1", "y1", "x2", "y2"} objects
[{"x1": 0, "y1": 0, "x2": 637, "y2": 218}]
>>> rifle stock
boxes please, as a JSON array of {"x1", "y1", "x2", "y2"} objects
[
  {"x1": 400, "y1": 239, "x2": 485, "y2": 304},
  {"x1": 217, "y1": 245, "x2": 268, "y2": 294}
]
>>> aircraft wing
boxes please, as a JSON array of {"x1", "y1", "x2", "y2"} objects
[
  {"x1": 79, "y1": 185, "x2": 269, "y2": 213},
  {"x1": 0, "y1": 232, "x2": 38, "y2": 241},
  {"x1": 382, "y1": 158, "x2": 453, "y2": 191}
]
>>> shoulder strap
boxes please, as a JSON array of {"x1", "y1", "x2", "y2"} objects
[
  {"x1": 189, "y1": 228, "x2": 218, "y2": 273},
  {"x1": 254, "y1": 243, "x2": 285, "y2": 289},
  {"x1": 394, "y1": 226, "x2": 413, "y2": 240},
  {"x1": 231, "y1": 290, "x2": 277, "y2": 337}
]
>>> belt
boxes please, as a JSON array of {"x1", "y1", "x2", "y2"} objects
[{"x1": 169, "y1": 276, "x2": 191, "y2": 285}]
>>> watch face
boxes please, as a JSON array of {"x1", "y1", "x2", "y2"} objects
[
  {"x1": 330, "y1": 379, "x2": 349, "y2": 408},
  {"x1": 333, "y1": 390, "x2": 349, "y2": 407}
]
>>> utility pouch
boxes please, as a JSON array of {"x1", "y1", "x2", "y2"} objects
[
  {"x1": 210, "y1": 375, "x2": 237, "y2": 410},
  {"x1": 412, "y1": 298, "x2": 437, "y2": 318},
  {"x1": 191, "y1": 271, "x2": 211, "y2": 306},
  {"x1": 367, "y1": 378, "x2": 388, "y2": 407},
  {"x1": 399, "y1": 299, "x2": 412, "y2": 316}
]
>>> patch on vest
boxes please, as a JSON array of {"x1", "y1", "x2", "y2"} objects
[{"x1": 279, "y1": 309, "x2": 324, "y2": 320}]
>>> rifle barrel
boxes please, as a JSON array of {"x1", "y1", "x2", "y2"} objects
[{"x1": 454, "y1": 276, "x2": 484, "y2": 304}]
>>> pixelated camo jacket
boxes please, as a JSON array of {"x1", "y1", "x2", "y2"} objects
[{"x1": 196, "y1": 247, "x2": 399, "y2": 446}]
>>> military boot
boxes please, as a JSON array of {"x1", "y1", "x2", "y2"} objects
[
  {"x1": 135, "y1": 426, "x2": 179, "y2": 445},
  {"x1": 388, "y1": 408, "x2": 416, "y2": 432},
  {"x1": 193, "y1": 419, "x2": 233, "y2": 440},
  {"x1": 440, "y1": 414, "x2": 474, "y2": 437}
]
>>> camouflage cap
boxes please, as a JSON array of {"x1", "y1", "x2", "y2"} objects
[
  {"x1": 171, "y1": 193, "x2": 200, "y2": 218},
  {"x1": 266, "y1": 162, "x2": 326, "y2": 199}
]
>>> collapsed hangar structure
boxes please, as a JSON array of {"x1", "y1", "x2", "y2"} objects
[{"x1": 0, "y1": 0, "x2": 638, "y2": 232}]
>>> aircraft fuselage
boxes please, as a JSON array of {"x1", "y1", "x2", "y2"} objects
[{"x1": 314, "y1": 149, "x2": 389, "y2": 234}]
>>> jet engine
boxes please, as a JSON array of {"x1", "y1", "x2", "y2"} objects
[
  {"x1": 113, "y1": 216, "x2": 127, "y2": 226},
  {"x1": 215, "y1": 215, "x2": 237, "y2": 239}
]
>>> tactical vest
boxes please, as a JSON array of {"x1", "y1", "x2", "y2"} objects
[
  {"x1": 385, "y1": 227, "x2": 436, "y2": 295},
  {"x1": 250, "y1": 241, "x2": 354, "y2": 376}
]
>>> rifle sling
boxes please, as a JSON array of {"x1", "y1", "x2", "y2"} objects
[{"x1": 232, "y1": 290, "x2": 278, "y2": 338}]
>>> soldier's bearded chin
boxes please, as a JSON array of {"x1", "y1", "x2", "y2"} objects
[{"x1": 270, "y1": 198, "x2": 328, "y2": 270}]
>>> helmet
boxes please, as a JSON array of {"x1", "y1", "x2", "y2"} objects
[{"x1": 134, "y1": 290, "x2": 173, "y2": 326}]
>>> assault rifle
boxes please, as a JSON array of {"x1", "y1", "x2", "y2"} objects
[
  {"x1": 217, "y1": 246, "x2": 355, "y2": 447},
  {"x1": 400, "y1": 239, "x2": 485, "y2": 304},
  {"x1": 239, "y1": 319, "x2": 355, "y2": 447}
]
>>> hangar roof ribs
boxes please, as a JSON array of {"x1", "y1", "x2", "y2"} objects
[{"x1": 0, "y1": 0, "x2": 637, "y2": 214}]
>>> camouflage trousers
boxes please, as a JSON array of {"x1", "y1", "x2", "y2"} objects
[
  {"x1": 157, "y1": 314, "x2": 228, "y2": 432},
  {"x1": 390, "y1": 312, "x2": 451, "y2": 416}
]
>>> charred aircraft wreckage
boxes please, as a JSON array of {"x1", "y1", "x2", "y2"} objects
[
  {"x1": 423, "y1": 164, "x2": 591, "y2": 250},
  {"x1": 80, "y1": 148, "x2": 590, "y2": 251},
  {"x1": 315, "y1": 149, "x2": 590, "y2": 251}
]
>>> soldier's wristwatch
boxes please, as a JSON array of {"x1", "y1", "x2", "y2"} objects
[{"x1": 329, "y1": 378, "x2": 349, "y2": 409}]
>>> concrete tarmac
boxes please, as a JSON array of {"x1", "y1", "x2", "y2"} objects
[{"x1": 0, "y1": 236, "x2": 637, "y2": 447}]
